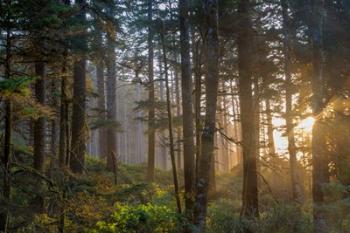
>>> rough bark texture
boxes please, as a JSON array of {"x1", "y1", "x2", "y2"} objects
[
  {"x1": 238, "y1": 0, "x2": 259, "y2": 219},
  {"x1": 194, "y1": 39, "x2": 202, "y2": 179},
  {"x1": 0, "y1": 23, "x2": 12, "y2": 232},
  {"x1": 59, "y1": 73, "x2": 67, "y2": 166},
  {"x1": 0, "y1": 100, "x2": 12, "y2": 232},
  {"x1": 175, "y1": 66, "x2": 182, "y2": 171},
  {"x1": 310, "y1": 0, "x2": 329, "y2": 232},
  {"x1": 33, "y1": 62, "x2": 46, "y2": 172},
  {"x1": 70, "y1": 57, "x2": 87, "y2": 173},
  {"x1": 193, "y1": 0, "x2": 219, "y2": 231},
  {"x1": 147, "y1": 0, "x2": 156, "y2": 182},
  {"x1": 70, "y1": 0, "x2": 87, "y2": 173},
  {"x1": 96, "y1": 29, "x2": 107, "y2": 160},
  {"x1": 179, "y1": 0, "x2": 196, "y2": 218},
  {"x1": 106, "y1": 22, "x2": 118, "y2": 173}
]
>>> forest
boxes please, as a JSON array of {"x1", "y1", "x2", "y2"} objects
[{"x1": 1, "y1": 0, "x2": 350, "y2": 232}]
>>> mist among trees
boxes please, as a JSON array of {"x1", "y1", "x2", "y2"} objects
[{"x1": 1, "y1": 0, "x2": 350, "y2": 232}]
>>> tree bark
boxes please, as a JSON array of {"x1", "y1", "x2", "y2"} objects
[
  {"x1": 265, "y1": 99, "x2": 275, "y2": 157},
  {"x1": 96, "y1": 27, "x2": 107, "y2": 160},
  {"x1": 0, "y1": 24, "x2": 12, "y2": 231},
  {"x1": 147, "y1": 0, "x2": 156, "y2": 182},
  {"x1": 179, "y1": 0, "x2": 196, "y2": 219},
  {"x1": 193, "y1": 38, "x2": 202, "y2": 179},
  {"x1": 238, "y1": 0, "x2": 259, "y2": 219},
  {"x1": 310, "y1": 0, "x2": 329, "y2": 232},
  {"x1": 70, "y1": 0, "x2": 87, "y2": 173},
  {"x1": 70, "y1": 57, "x2": 87, "y2": 173},
  {"x1": 160, "y1": 23, "x2": 182, "y2": 214},
  {"x1": 193, "y1": 0, "x2": 219, "y2": 231},
  {"x1": 280, "y1": 0, "x2": 303, "y2": 203},
  {"x1": 106, "y1": 20, "x2": 118, "y2": 173},
  {"x1": 33, "y1": 62, "x2": 46, "y2": 172}
]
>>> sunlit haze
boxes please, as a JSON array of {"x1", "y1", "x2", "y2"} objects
[{"x1": 272, "y1": 116, "x2": 315, "y2": 154}]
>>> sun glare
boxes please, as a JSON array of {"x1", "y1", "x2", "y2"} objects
[
  {"x1": 297, "y1": 116, "x2": 315, "y2": 133},
  {"x1": 272, "y1": 116, "x2": 315, "y2": 154}
]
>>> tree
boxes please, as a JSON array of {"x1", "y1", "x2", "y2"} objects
[
  {"x1": 105, "y1": 11, "x2": 118, "y2": 174},
  {"x1": 95, "y1": 12, "x2": 107, "y2": 161},
  {"x1": 70, "y1": 0, "x2": 87, "y2": 173},
  {"x1": 0, "y1": 3, "x2": 13, "y2": 228},
  {"x1": 280, "y1": 0, "x2": 303, "y2": 203},
  {"x1": 193, "y1": 0, "x2": 219, "y2": 231},
  {"x1": 160, "y1": 21, "x2": 182, "y2": 214},
  {"x1": 33, "y1": 62, "x2": 46, "y2": 172},
  {"x1": 179, "y1": 0, "x2": 195, "y2": 219},
  {"x1": 237, "y1": 0, "x2": 259, "y2": 219},
  {"x1": 310, "y1": 0, "x2": 329, "y2": 232},
  {"x1": 147, "y1": 0, "x2": 156, "y2": 182}
]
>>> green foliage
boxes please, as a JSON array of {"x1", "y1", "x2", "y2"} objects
[
  {"x1": 207, "y1": 199, "x2": 242, "y2": 233},
  {"x1": 90, "y1": 203, "x2": 180, "y2": 233},
  {"x1": 0, "y1": 76, "x2": 34, "y2": 95},
  {"x1": 207, "y1": 199, "x2": 312, "y2": 233}
]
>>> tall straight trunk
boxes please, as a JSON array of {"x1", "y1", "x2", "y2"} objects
[
  {"x1": 59, "y1": 0, "x2": 70, "y2": 167},
  {"x1": 96, "y1": 31, "x2": 106, "y2": 159},
  {"x1": 179, "y1": 0, "x2": 195, "y2": 218},
  {"x1": 280, "y1": 0, "x2": 303, "y2": 203},
  {"x1": 220, "y1": 81, "x2": 229, "y2": 171},
  {"x1": 106, "y1": 22, "x2": 118, "y2": 173},
  {"x1": 168, "y1": 3, "x2": 182, "y2": 171},
  {"x1": 0, "y1": 24, "x2": 12, "y2": 232},
  {"x1": 238, "y1": 0, "x2": 259, "y2": 219},
  {"x1": 253, "y1": 77, "x2": 260, "y2": 174},
  {"x1": 160, "y1": 23, "x2": 182, "y2": 214},
  {"x1": 194, "y1": 39, "x2": 202, "y2": 178},
  {"x1": 70, "y1": 57, "x2": 87, "y2": 173},
  {"x1": 59, "y1": 71, "x2": 68, "y2": 167},
  {"x1": 230, "y1": 81, "x2": 242, "y2": 165},
  {"x1": 264, "y1": 99, "x2": 275, "y2": 157},
  {"x1": 158, "y1": 53, "x2": 167, "y2": 169},
  {"x1": 135, "y1": 70, "x2": 143, "y2": 164},
  {"x1": 50, "y1": 80, "x2": 58, "y2": 171},
  {"x1": 193, "y1": 0, "x2": 219, "y2": 231},
  {"x1": 310, "y1": 0, "x2": 329, "y2": 232},
  {"x1": 33, "y1": 62, "x2": 46, "y2": 172},
  {"x1": 174, "y1": 66, "x2": 182, "y2": 171},
  {"x1": 70, "y1": 0, "x2": 87, "y2": 173},
  {"x1": 147, "y1": 0, "x2": 156, "y2": 182}
]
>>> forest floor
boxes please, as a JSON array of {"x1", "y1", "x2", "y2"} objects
[{"x1": 8, "y1": 156, "x2": 350, "y2": 233}]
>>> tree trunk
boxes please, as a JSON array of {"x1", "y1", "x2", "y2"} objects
[
  {"x1": 220, "y1": 81, "x2": 229, "y2": 172},
  {"x1": 193, "y1": 38, "x2": 202, "y2": 179},
  {"x1": 106, "y1": 21, "x2": 118, "y2": 173},
  {"x1": 265, "y1": 99, "x2": 275, "y2": 157},
  {"x1": 147, "y1": 0, "x2": 156, "y2": 182},
  {"x1": 0, "y1": 100, "x2": 12, "y2": 233},
  {"x1": 70, "y1": 0, "x2": 87, "y2": 173},
  {"x1": 33, "y1": 62, "x2": 46, "y2": 172},
  {"x1": 50, "y1": 80, "x2": 59, "y2": 172},
  {"x1": 280, "y1": 0, "x2": 303, "y2": 203},
  {"x1": 96, "y1": 28, "x2": 106, "y2": 160},
  {"x1": 193, "y1": 0, "x2": 219, "y2": 231},
  {"x1": 238, "y1": 0, "x2": 259, "y2": 219},
  {"x1": 70, "y1": 57, "x2": 87, "y2": 173},
  {"x1": 179, "y1": 0, "x2": 196, "y2": 219},
  {"x1": 158, "y1": 53, "x2": 168, "y2": 169},
  {"x1": 160, "y1": 23, "x2": 182, "y2": 214},
  {"x1": 310, "y1": 0, "x2": 329, "y2": 232},
  {"x1": 0, "y1": 22, "x2": 12, "y2": 232}
]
